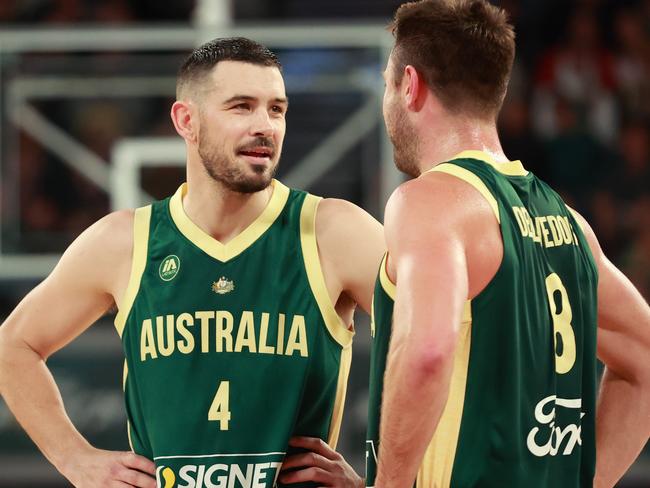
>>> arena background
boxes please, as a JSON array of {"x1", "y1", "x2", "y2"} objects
[{"x1": 0, "y1": 0, "x2": 648, "y2": 486}]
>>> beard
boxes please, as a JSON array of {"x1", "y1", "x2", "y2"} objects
[
  {"x1": 197, "y1": 130, "x2": 278, "y2": 194},
  {"x1": 385, "y1": 102, "x2": 420, "y2": 178}
]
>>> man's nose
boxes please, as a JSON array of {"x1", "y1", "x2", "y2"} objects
[{"x1": 250, "y1": 109, "x2": 274, "y2": 137}]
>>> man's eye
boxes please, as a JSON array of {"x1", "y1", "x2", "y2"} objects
[
  {"x1": 271, "y1": 105, "x2": 285, "y2": 114},
  {"x1": 234, "y1": 103, "x2": 250, "y2": 110}
]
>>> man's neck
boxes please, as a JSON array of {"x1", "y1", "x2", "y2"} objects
[
  {"x1": 416, "y1": 116, "x2": 508, "y2": 175},
  {"x1": 183, "y1": 172, "x2": 274, "y2": 245}
]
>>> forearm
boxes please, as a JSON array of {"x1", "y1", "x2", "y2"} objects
[
  {"x1": 594, "y1": 368, "x2": 650, "y2": 488},
  {"x1": 375, "y1": 342, "x2": 454, "y2": 488},
  {"x1": 0, "y1": 340, "x2": 91, "y2": 474}
]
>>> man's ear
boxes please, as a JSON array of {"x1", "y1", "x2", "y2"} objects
[
  {"x1": 170, "y1": 100, "x2": 198, "y2": 144},
  {"x1": 403, "y1": 65, "x2": 426, "y2": 112}
]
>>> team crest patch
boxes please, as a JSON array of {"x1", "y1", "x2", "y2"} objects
[
  {"x1": 159, "y1": 255, "x2": 180, "y2": 281},
  {"x1": 212, "y1": 276, "x2": 235, "y2": 295}
]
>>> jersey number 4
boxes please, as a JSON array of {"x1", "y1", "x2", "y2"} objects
[
  {"x1": 545, "y1": 273, "x2": 576, "y2": 374},
  {"x1": 209, "y1": 381, "x2": 231, "y2": 430}
]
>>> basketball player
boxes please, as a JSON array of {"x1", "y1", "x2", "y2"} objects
[
  {"x1": 0, "y1": 38, "x2": 379, "y2": 487},
  {"x1": 365, "y1": 1, "x2": 650, "y2": 487}
]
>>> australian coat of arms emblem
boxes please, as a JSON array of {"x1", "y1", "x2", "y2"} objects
[{"x1": 212, "y1": 276, "x2": 235, "y2": 295}]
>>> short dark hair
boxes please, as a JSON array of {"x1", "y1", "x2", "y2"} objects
[
  {"x1": 390, "y1": 0, "x2": 515, "y2": 118},
  {"x1": 176, "y1": 37, "x2": 282, "y2": 99}
]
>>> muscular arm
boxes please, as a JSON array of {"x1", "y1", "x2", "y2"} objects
[
  {"x1": 316, "y1": 198, "x2": 385, "y2": 315},
  {"x1": 375, "y1": 178, "x2": 469, "y2": 487},
  {"x1": 0, "y1": 211, "x2": 155, "y2": 487},
  {"x1": 375, "y1": 173, "x2": 500, "y2": 488},
  {"x1": 278, "y1": 200, "x2": 383, "y2": 487},
  {"x1": 571, "y1": 210, "x2": 650, "y2": 488}
]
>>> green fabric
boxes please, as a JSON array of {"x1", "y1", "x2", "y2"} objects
[
  {"x1": 121, "y1": 188, "x2": 344, "y2": 488},
  {"x1": 366, "y1": 157, "x2": 598, "y2": 488}
]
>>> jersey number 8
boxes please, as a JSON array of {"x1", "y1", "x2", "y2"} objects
[{"x1": 545, "y1": 273, "x2": 576, "y2": 374}]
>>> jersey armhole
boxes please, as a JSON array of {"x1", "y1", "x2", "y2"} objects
[
  {"x1": 379, "y1": 253, "x2": 396, "y2": 300},
  {"x1": 430, "y1": 163, "x2": 501, "y2": 223},
  {"x1": 299, "y1": 194, "x2": 353, "y2": 448},
  {"x1": 114, "y1": 205, "x2": 152, "y2": 338},
  {"x1": 299, "y1": 194, "x2": 354, "y2": 349},
  {"x1": 566, "y1": 207, "x2": 585, "y2": 232}
]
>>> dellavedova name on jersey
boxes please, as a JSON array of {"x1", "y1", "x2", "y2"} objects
[
  {"x1": 156, "y1": 460, "x2": 283, "y2": 488},
  {"x1": 140, "y1": 311, "x2": 309, "y2": 361},
  {"x1": 512, "y1": 206, "x2": 579, "y2": 248},
  {"x1": 527, "y1": 395, "x2": 585, "y2": 457}
]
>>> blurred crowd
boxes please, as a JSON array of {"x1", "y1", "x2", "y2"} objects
[
  {"x1": 0, "y1": 0, "x2": 649, "y2": 298},
  {"x1": 498, "y1": 0, "x2": 650, "y2": 298}
]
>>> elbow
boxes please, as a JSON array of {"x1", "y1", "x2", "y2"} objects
[
  {"x1": 404, "y1": 336, "x2": 457, "y2": 383},
  {"x1": 0, "y1": 328, "x2": 43, "y2": 381}
]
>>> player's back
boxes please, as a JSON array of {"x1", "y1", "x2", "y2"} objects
[
  {"x1": 366, "y1": 150, "x2": 598, "y2": 488},
  {"x1": 115, "y1": 180, "x2": 352, "y2": 488}
]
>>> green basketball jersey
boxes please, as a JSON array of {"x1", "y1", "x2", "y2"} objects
[
  {"x1": 366, "y1": 151, "x2": 598, "y2": 488},
  {"x1": 114, "y1": 180, "x2": 353, "y2": 488}
]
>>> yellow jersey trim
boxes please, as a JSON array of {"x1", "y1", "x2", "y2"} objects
[
  {"x1": 416, "y1": 300, "x2": 472, "y2": 488},
  {"x1": 327, "y1": 345, "x2": 352, "y2": 448},
  {"x1": 451, "y1": 150, "x2": 528, "y2": 176},
  {"x1": 299, "y1": 194, "x2": 354, "y2": 349},
  {"x1": 169, "y1": 180, "x2": 290, "y2": 263},
  {"x1": 566, "y1": 207, "x2": 585, "y2": 232},
  {"x1": 122, "y1": 360, "x2": 135, "y2": 451},
  {"x1": 370, "y1": 294, "x2": 376, "y2": 339},
  {"x1": 114, "y1": 205, "x2": 151, "y2": 338},
  {"x1": 379, "y1": 253, "x2": 396, "y2": 300},
  {"x1": 430, "y1": 164, "x2": 501, "y2": 223}
]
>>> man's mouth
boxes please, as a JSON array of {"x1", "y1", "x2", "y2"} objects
[{"x1": 238, "y1": 146, "x2": 274, "y2": 163}]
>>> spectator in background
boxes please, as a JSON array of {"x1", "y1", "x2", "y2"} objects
[
  {"x1": 0, "y1": 1, "x2": 17, "y2": 22},
  {"x1": 613, "y1": 8, "x2": 650, "y2": 119},
  {"x1": 617, "y1": 119, "x2": 650, "y2": 298},
  {"x1": 498, "y1": 96, "x2": 548, "y2": 178},
  {"x1": 44, "y1": 0, "x2": 84, "y2": 23},
  {"x1": 543, "y1": 95, "x2": 613, "y2": 205},
  {"x1": 612, "y1": 119, "x2": 650, "y2": 203},
  {"x1": 532, "y1": 8, "x2": 618, "y2": 145},
  {"x1": 622, "y1": 195, "x2": 650, "y2": 299},
  {"x1": 92, "y1": 0, "x2": 134, "y2": 23},
  {"x1": 17, "y1": 133, "x2": 63, "y2": 235},
  {"x1": 588, "y1": 189, "x2": 627, "y2": 264}
]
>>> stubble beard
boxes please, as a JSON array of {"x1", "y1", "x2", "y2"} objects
[
  {"x1": 197, "y1": 130, "x2": 277, "y2": 194},
  {"x1": 387, "y1": 103, "x2": 420, "y2": 178}
]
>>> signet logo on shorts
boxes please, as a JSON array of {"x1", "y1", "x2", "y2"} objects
[
  {"x1": 156, "y1": 465, "x2": 176, "y2": 488},
  {"x1": 159, "y1": 255, "x2": 180, "y2": 281}
]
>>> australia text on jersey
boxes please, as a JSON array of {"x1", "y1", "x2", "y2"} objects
[{"x1": 139, "y1": 311, "x2": 309, "y2": 361}]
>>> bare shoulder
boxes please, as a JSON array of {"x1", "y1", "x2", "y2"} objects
[
  {"x1": 52, "y1": 209, "x2": 136, "y2": 299},
  {"x1": 65, "y1": 209, "x2": 135, "y2": 262},
  {"x1": 385, "y1": 172, "x2": 493, "y2": 242},
  {"x1": 314, "y1": 198, "x2": 384, "y2": 311},
  {"x1": 385, "y1": 172, "x2": 502, "y2": 297},
  {"x1": 0, "y1": 209, "x2": 139, "y2": 357},
  {"x1": 315, "y1": 197, "x2": 382, "y2": 244}
]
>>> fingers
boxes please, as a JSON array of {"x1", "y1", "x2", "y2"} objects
[
  {"x1": 116, "y1": 452, "x2": 156, "y2": 488},
  {"x1": 282, "y1": 451, "x2": 332, "y2": 471},
  {"x1": 117, "y1": 468, "x2": 156, "y2": 488},
  {"x1": 121, "y1": 452, "x2": 157, "y2": 475},
  {"x1": 288, "y1": 437, "x2": 341, "y2": 461},
  {"x1": 279, "y1": 466, "x2": 330, "y2": 485}
]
